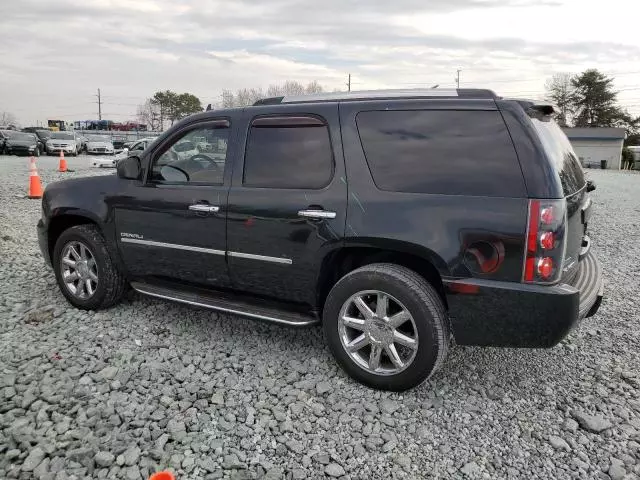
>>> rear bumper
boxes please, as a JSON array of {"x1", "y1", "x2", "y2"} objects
[
  {"x1": 37, "y1": 219, "x2": 51, "y2": 266},
  {"x1": 446, "y1": 250, "x2": 603, "y2": 347}
]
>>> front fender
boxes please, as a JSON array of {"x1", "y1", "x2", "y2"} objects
[{"x1": 42, "y1": 175, "x2": 123, "y2": 269}]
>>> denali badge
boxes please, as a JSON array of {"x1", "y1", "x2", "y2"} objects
[{"x1": 120, "y1": 232, "x2": 144, "y2": 240}]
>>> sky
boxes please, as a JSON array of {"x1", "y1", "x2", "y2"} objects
[{"x1": 1, "y1": 0, "x2": 639, "y2": 127}]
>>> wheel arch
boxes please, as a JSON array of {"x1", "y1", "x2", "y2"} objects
[
  {"x1": 47, "y1": 212, "x2": 102, "y2": 262},
  {"x1": 315, "y1": 238, "x2": 450, "y2": 317}
]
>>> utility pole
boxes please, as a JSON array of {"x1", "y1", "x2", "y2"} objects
[
  {"x1": 455, "y1": 70, "x2": 461, "y2": 89},
  {"x1": 347, "y1": 74, "x2": 351, "y2": 92},
  {"x1": 96, "y1": 88, "x2": 102, "y2": 120}
]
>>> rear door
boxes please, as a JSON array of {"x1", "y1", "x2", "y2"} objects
[
  {"x1": 226, "y1": 104, "x2": 347, "y2": 305},
  {"x1": 531, "y1": 118, "x2": 588, "y2": 278}
]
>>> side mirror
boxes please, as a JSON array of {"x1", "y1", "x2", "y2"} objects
[
  {"x1": 117, "y1": 156, "x2": 141, "y2": 180},
  {"x1": 586, "y1": 180, "x2": 596, "y2": 192}
]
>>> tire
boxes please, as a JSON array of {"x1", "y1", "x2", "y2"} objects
[
  {"x1": 323, "y1": 263, "x2": 449, "y2": 391},
  {"x1": 53, "y1": 224, "x2": 128, "y2": 310},
  {"x1": 72, "y1": 148, "x2": 78, "y2": 157},
  {"x1": 34, "y1": 148, "x2": 40, "y2": 157}
]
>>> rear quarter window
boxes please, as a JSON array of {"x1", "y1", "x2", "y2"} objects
[
  {"x1": 356, "y1": 110, "x2": 526, "y2": 197},
  {"x1": 531, "y1": 119, "x2": 585, "y2": 196}
]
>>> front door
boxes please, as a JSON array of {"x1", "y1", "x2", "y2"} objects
[
  {"x1": 226, "y1": 104, "x2": 347, "y2": 305},
  {"x1": 114, "y1": 119, "x2": 235, "y2": 287}
]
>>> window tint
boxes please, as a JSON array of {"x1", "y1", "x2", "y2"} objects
[
  {"x1": 531, "y1": 119, "x2": 585, "y2": 196},
  {"x1": 243, "y1": 122, "x2": 333, "y2": 189},
  {"x1": 150, "y1": 125, "x2": 229, "y2": 185},
  {"x1": 356, "y1": 110, "x2": 525, "y2": 197}
]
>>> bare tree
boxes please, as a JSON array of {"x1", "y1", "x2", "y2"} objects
[
  {"x1": 305, "y1": 80, "x2": 324, "y2": 94},
  {"x1": 136, "y1": 100, "x2": 162, "y2": 131},
  {"x1": 0, "y1": 111, "x2": 18, "y2": 127},
  {"x1": 545, "y1": 73, "x2": 575, "y2": 127},
  {"x1": 221, "y1": 90, "x2": 236, "y2": 108},
  {"x1": 223, "y1": 81, "x2": 325, "y2": 107}
]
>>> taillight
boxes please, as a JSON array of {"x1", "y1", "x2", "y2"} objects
[{"x1": 523, "y1": 199, "x2": 566, "y2": 284}]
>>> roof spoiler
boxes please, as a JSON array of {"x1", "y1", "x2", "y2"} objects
[
  {"x1": 504, "y1": 99, "x2": 557, "y2": 120},
  {"x1": 529, "y1": 102, "x2": 556, "y2": 116}
]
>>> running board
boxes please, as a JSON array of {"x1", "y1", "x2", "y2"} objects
[{"x1": 130, "y1": 281, "x2": 319, "y2": 328}]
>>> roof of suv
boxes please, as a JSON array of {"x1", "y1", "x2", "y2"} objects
[{"x1": 253, "y1": 88, "x2": 497, "y2": 105}]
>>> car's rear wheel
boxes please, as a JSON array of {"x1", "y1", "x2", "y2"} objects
[
  {"x1": 34, "y1": 148, "x2": 40, "y2": 157},
  {"x1": 323, "y1": 263, "x2": 449, "y2": 391},
  {"x1": 53, "y1": 225, "x2": 127, "y2": 310}
]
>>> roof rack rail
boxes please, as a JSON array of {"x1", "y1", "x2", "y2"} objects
[{"x1": 252, "y1": 88, "x2": 496, "y2": 106}]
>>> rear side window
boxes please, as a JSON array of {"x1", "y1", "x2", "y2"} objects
[
  {"x1": 531, "y1": 118, "x2": 585, "y2": 196},
  {"x1": 244, "y1": 118, "x2": 333, "y2": 189},
  {"x1": 356, "y1": 110, "x2": 525, "y2": 197}
]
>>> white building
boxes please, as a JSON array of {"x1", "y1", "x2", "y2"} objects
[{"x1": 562, "y1": 128, "x2": 626, "y2": 170}]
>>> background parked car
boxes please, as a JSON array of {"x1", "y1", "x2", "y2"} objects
[
  {"x1": 77, "y1": 134, "x2": 88, "y2": 153},
  {"x1": 0, "y1": 130, "x2": 13, "y2": 154},
  {"x1": 124, "y1": 137, "x2": 157, "y2": 155},
  {"x1": 34, "y1": 129, "x2": 52, "y2": 152},
  {"x1": 46, "y1": 131, "x2": 81, "y2": 156},
  {"x1": 111, "y1": 135, "x2": 127, "y2": 152},
  {"x1": 4, "y1": 132, "x2": 40, "y2": 156},
  {"x1": 23, "y1": 128, "x2": 51, "y2": 154},
  {"x1": 85, "y1": 135, "x2": 115, "y2": 155}
]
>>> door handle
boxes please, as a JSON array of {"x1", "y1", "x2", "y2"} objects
[
  {"x1": 189, "y1": 204, "x2": 220, "y2": 213},
  {"x1": 298, "y1": 209, "x2": 336, "y2": 219}
]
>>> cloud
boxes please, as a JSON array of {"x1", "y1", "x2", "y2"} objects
[{"x1": 1, "y1": 0, "x2": 638, "y2": 125}]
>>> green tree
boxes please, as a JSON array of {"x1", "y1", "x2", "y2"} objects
[
  {"x1": 621, "y1": 147, "x2": 635, "y2": 170},
  {"x1": 150, "y1": 91, "x2": 202, "y2": 128},
  {"x1": 571, "y1": 69, "x2": 624, "y2": 127},
  {"x1": 173, "y1": 93, "x2": 202, "y2": 123}
]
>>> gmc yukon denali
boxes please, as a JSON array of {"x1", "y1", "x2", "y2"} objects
[{"x1": 37, "y1": 89, "x2": 603, "y2": 391}]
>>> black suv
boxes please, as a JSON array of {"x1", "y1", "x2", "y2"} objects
[{"x1": 37, "y1": 89, "x2": 603, "y2": 390}]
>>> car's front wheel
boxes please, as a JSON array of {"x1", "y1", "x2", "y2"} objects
[
  {"x1": 323, "y1": 263, "x2": 449, "y2": 391},
  {"x1": 53, "y1": 225, "x2": 128, "y2": 310}
]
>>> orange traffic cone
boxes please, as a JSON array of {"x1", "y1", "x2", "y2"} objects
[
  {"x1": 58, "y1": 150, "x2": 68, "y2": 172},
  {"x1": 28, "y1": 156, "x2": 44, "y2": 199},
  {"x1": 149, "y1": 472, "x2": 175, "y2": 480}
]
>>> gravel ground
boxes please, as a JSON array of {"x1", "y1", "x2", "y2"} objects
[{"x1": 1, "y1": 156, "x2": 639, "y2": 480}]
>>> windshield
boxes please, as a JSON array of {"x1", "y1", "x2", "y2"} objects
[
  {"x1": 36, "y1": 130, "x2": 51, "y2": 138},
  {"x1": 532, "y1": 118, "x2": 586, "y2": 196},
  {"x1": 51, "y1": 132, "x2": 75, "y2": 140},
  {"x1": 86, "y1": 135, "x2": 110, "y2": 142},
  {"x1": 12, "y1": 133, "x2": 36, "y2": 141}
]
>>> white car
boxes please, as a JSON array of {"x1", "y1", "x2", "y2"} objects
[
  {"x1": 90, "y1": 156, "x2": 117, "y2": 168},
  {"x1": 85, "y1": 135, "x2": 115, "y2": 155},
  {"x1": 46, "y1": 132, "x2": 81, "y2": 156}
]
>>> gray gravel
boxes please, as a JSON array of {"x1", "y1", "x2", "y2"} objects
[{"x1": 1, "y1": 155, "x2": 639, "y2": 479}]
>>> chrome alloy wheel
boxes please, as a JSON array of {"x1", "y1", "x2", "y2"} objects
[
  {"x1": 60, "y1": 241, "x2": 98, "y2": 299},
  {"x1": 338, "y1": 290, "x2": 419, "y2": 375}
]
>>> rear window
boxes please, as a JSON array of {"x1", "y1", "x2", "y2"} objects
[
  {"x1": 531, "y1": 119, "x2": 585, "y2": 196},
  {"x1": 356, "y1": 110, "x2": 525, "y2": 197}
]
